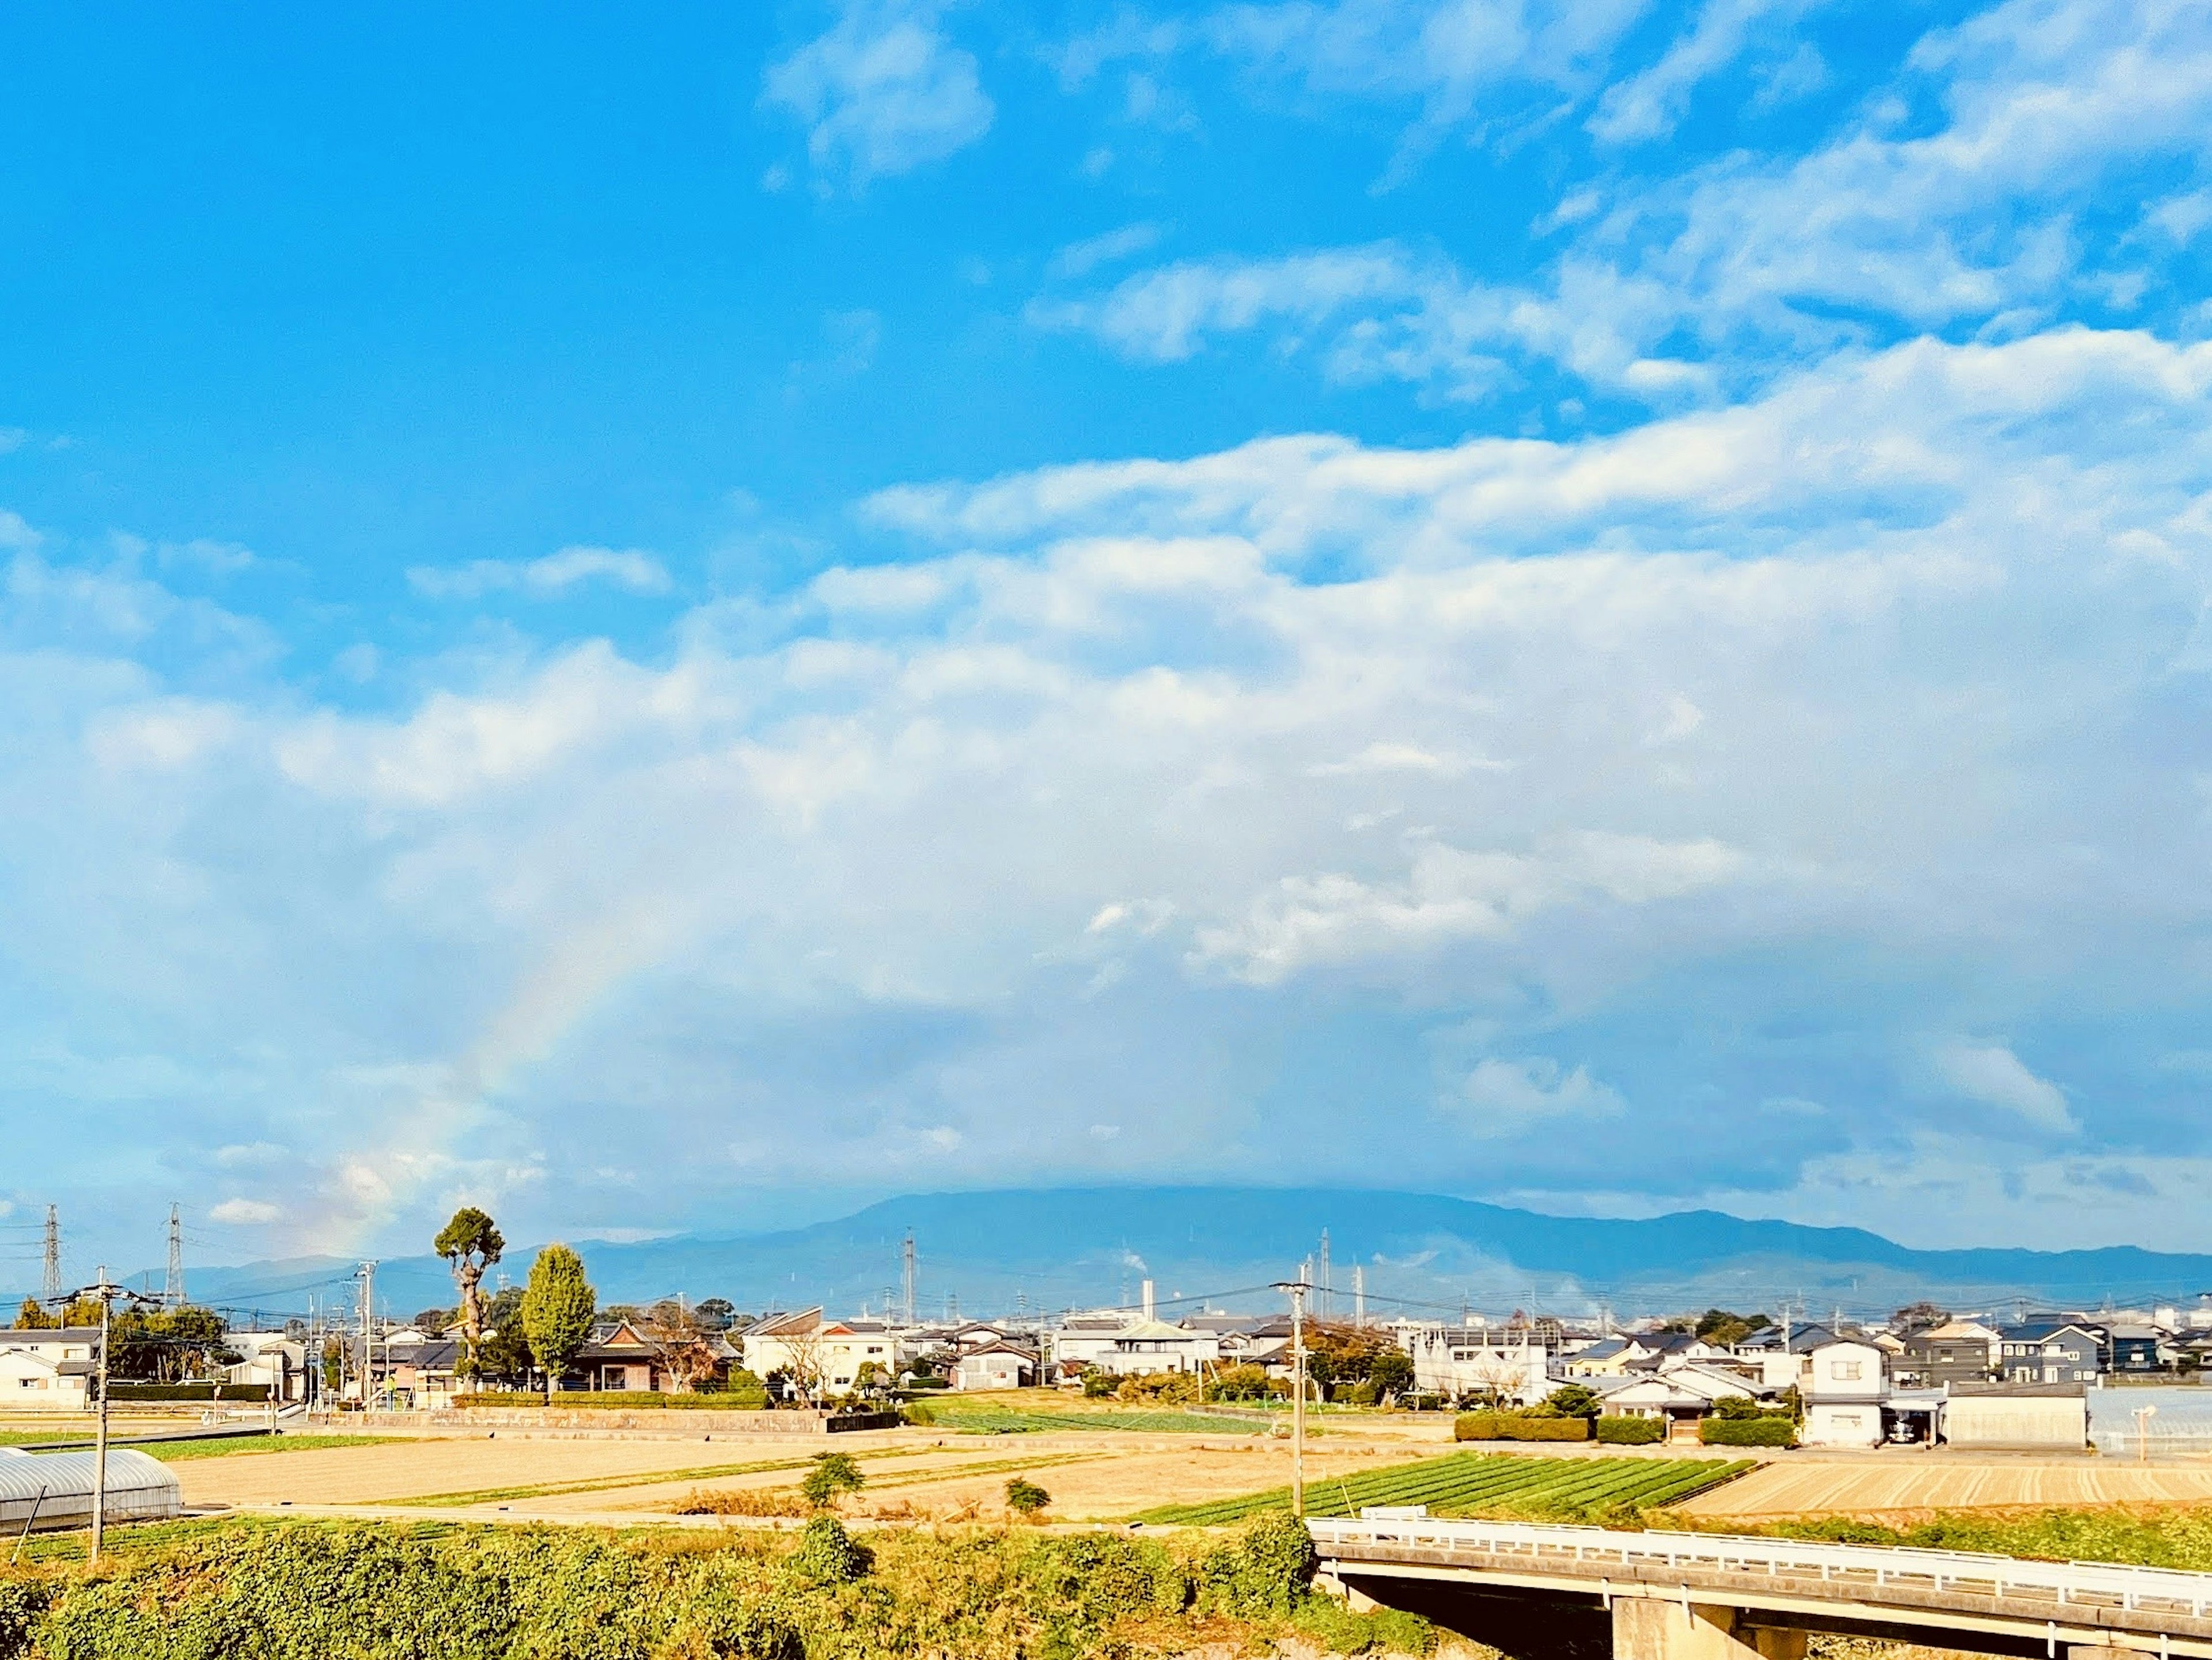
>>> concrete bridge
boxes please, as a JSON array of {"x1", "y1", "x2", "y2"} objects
[{"x1": 1308, "y1": 1517, "x2": 2212, "y2": 1660}]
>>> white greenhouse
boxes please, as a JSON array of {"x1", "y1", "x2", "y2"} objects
[{"x1": 0, "y1": 1448, "x2": 182, "y2": 1530}]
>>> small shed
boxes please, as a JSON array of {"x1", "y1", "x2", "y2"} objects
[{"x1": 0, "y1": 1448, "x2": 183, "y2": 1530}]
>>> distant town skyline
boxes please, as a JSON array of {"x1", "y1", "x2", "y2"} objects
[{"x1": 3, "y1": 1, "x2": 2209, "y2": 1271}]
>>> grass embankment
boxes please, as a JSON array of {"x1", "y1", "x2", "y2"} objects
[
  {"x1": 0, "y1": 1512, "x2": 1439, "y2": 1659},
  {"x1": 1137, "y1": 1451, "x2": 1757, "y2": 1526},
  {"x1": 903, "y1": 1399, "x2": 1265, "y2": 1435},
  {"x1": 1709, "y1": 1507, "x2": 2212, "y2": 1568}
]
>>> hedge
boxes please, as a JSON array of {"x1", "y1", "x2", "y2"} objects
[
  {"x1": 1699, "y1": 1416, "x2": 1796, "y2": 1447},
  {"x1": 1453, "y1": 1412, "x2": 1589, "y2": 1442},
  {"x1": 1594, "y1": 1415, "x2": 1665, "y2": 1445},
  {"x1": 108, "y1": 1383, "x2": 270, "y2": 1402}
]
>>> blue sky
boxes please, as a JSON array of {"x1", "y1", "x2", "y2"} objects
[{"x1": 3, "y1": 0, "x2": 2210, "y2": 1280}]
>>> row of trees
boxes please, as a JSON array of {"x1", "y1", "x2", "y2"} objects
[
  {"x1": 430, "y1": 1208, "x2": 747, "y2": 1397},
  {"x1": 15, "y1": 1295, "x2": 238, "y2": 1382}
]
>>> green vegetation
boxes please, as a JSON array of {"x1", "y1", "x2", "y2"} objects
[
  {"x1": 1454, "y1": 1412, "x2": 1588, "y2": 1442},
  {"x1": 800, "y1": 1451, "x2": 866, "y2": 1507},
  {"x1": 904, "y1": 1398, "x2": 1263, "y2": 1434},
  {"x1": 519, "y1": 1243, "x2": 596, "y2": 1397},
  {"x1": 1708, "y1": 1508, "x2": 2212, "y2": 1569},
  {"x1": 1005, "y1": 1476, "x2": 1051, "y2": 1515},
  {"x1": 1134, "y1": 1450, "x2": 1756, "y2": 1526},
  {"x1": 1699, "y1": 1416, "x2": 1796, "y2": 1446},
  {"x1": 1594, "y1": 1416, "x2": 1666, "y2": 1445},
  {"x1": 0, "y1": 1511, "x2": 1437, "y2": 1659}
]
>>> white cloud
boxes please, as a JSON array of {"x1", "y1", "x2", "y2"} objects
[
  {"x1": 1050, "y1": 222, "x2": 1167, "y2": 279},
  {"x1": 1039, "y1": 0, "x2": 2212, "y2": 402},
  {"x1": 1589, "y1": 0, "x2": 1823, "y2": 144},
  {"x1": 209, "y1": 1198, "x2": 282, "y2": 1225},
  {"x1": 10, "y1": 326, "x2": 2212, "y2": 1251},
  {"x1": 1460, "y1": 1057, "x2": 1626, "y2": 1132},
  {"x1": 407, "y1": 546, "x2": 671, "y2": 602},
  {"x1": 762, "y1": 1, "x2": 994, "y2": 192},
  {"x1": 1933, "y1": 1041, "x2": 2077, "y2": 1133}
]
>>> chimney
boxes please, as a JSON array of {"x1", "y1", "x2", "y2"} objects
[{"x1": 1141, "y1": 1279, "x2": 1156, "y2": 1322}]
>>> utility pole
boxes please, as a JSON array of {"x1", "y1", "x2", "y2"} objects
[
  {"x1": 902, "y1": 1232, "x2": 917, "y2": 1328},
  {"x1": 356, "y1": 1261, "x2": 377, "y2": 1409},
  {"x1": 59, "y1": 1269, "x2": 146, "y2": 1567},
  {"x1": 1274, "y1": 1277, "x2": 1310, "y2": 1518},
  {"x1": 40, "y1": 1207, "x2": 59, "y2": 1303},
  {"x1": 164, "y1": 1204, "x2": 185, "y2": 1309}
]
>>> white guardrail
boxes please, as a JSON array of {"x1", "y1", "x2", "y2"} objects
[{"x1": 1305, "y1": 1517, "x2": 2212, "y2": 1620}]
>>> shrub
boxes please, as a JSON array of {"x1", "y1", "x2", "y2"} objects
[
  {"x1": 1005, "y1": 1477, "x2": 1051, "y2": 1516},
  {"x1": 1454, "y1": 1412, "x2": 1589, "y2": 1442},
  {"x1": 1595, "y1": 1415, "x2": 1666, "y2": 1445},
  {"x1": 793, "y1": 1515, "x2": 873, "y2": 1583},
  {"x1": 1700, "y1": 1415, "x2": 1796, "y2": 1447},
  {"x1": 1194, "y1": 1512, "x2": 1317, "y2": 1617},
  {"x1": 799, "y1": 1451, "x2": 865, "y2": 1507}
]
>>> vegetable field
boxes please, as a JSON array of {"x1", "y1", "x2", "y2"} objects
[{"x1": 1132, "y1": 1451, "x2": 1756, "y2": 1526}]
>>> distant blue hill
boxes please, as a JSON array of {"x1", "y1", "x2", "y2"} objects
[{"x1": 122, "y1": 1188, "x2": 2212, "y2": 1325}]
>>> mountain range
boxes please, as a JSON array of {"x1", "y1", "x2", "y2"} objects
[{"x1": 81, "y1": 1188, "x2": 2212, "y2": 1329}]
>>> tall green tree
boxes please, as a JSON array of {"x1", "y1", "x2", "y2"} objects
[
  {"x1": 520, "y1": 1243, "x2": 595, "y2": 1398},
  {"x1": 433, "y1": 1207, "x2": 505, "y2": 1376}
]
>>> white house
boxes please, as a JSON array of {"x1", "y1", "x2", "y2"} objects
[
  {"x1": 225, "y1": 1332, "x2": 305, "y2": 1404},
  {"x1": 1092, "y1": 1318, "x2": 1221, "y2": 1376},
  {"x1": 741, "y1": 1310, "x2": 904, "y2": 1396},
  {"x1": 1402, "y1": 1328, "x2": 1554, "y2": 1404},
  {"x1": 1800, "y1": 1336, "x2": 1889, "y2": 1447},
  {"x1": 950, "y1": 1344, "x2": 1036, "y2": 1390},
  {"x1": 1597, "y1": 1364, "x2": 1759, "y2": 1438},
  {"x1": 0, "y1": 1328, "x2": 98, "y2": 1412}
]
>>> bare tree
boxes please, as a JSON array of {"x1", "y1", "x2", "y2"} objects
[{"x1": 645, "y1": 1300, "x2": 719, "y2": 1393}]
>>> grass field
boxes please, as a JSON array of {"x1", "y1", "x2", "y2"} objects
[
  {"x1": 0, "y1": 1430, "x2": 397, "y2": 1459},
  {"x1": 1133, "y1": 1450, "x2": 1757, "y2": 1526}
]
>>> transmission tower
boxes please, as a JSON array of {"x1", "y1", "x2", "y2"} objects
[
  {"x1": 900, "y1": 1231, "x2": 917, "y2": 1326},
  {"x1": 41, "y1": 1206, "x2": 60, "y2": 1303},
  {"x1": 164, "y1": 1205, "x2": 185, "y2": 1309}
]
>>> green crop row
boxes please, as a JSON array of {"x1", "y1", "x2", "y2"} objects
[
  {"x1": 907, "y1": 1402, "x2": 1263, "y2": 1435},
  {"x1": 1132, "y1": 1451, "x2": 1756, "y2": 1527}
]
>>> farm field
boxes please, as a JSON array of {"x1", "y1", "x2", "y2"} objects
[
  {"x1": 1133, "y1": 1450, "x2": 1758, "y2": 1526},
  {"x1": 1673, "y1": 1458, "x2": 2212, "y2": 1521}
]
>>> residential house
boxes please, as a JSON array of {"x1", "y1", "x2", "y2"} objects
[
  {"x1": 1996, "y1": 1321, "x2": 2101, "y2": 1385},
  {"x1": 0, "y1": 1328, "x2": 98, "y2": 1412},
  {"x1": 1094, "y1": 1318, "x2": 1220, "y2": 1377},
  {"x1": 376, "y1": 1334, "x2": 464, "y2": 1407},
  {"x1": 1403, "y1": 1327, "x2": 1554, "y2": 1405},
  {"x1": 224, "y1": 1332, "x2": 305, "y2": 1404},
  {"x1": 1799, "y1": 1335, "x2": 1889, "y2": 1448},
  {"x1": 1728, "y1": 1322, "x2": 1839, "y2": 1390},
  {"x1": 1047, "y1": 1310, "x2": 1141, "y2": 1373},
  {"x1": 740, "y1": 1310, "x2": 899, "y2": 1396},
  {"x1": 1897, "y1": 1321, "x2": 2001, "y2": 1389},
  {"x1": 950, "y1": 1344, "x2": 1037, "y2": 1390},
  {"x1": 2108, "y1": 1325, "x2": 2166, "y2": 1375},
  {"x1": 1595, "y1": 1365, "x2": 1759, "y2": 1440}
]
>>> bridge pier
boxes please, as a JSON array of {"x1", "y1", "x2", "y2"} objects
[{"x1": 1614, "y1": 1598, "x2": 1807, "y2": 1660}]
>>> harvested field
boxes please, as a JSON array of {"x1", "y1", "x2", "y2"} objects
[{"x1": 1672, "y1": 1458, "x2": 2212, "y2": 1521}]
